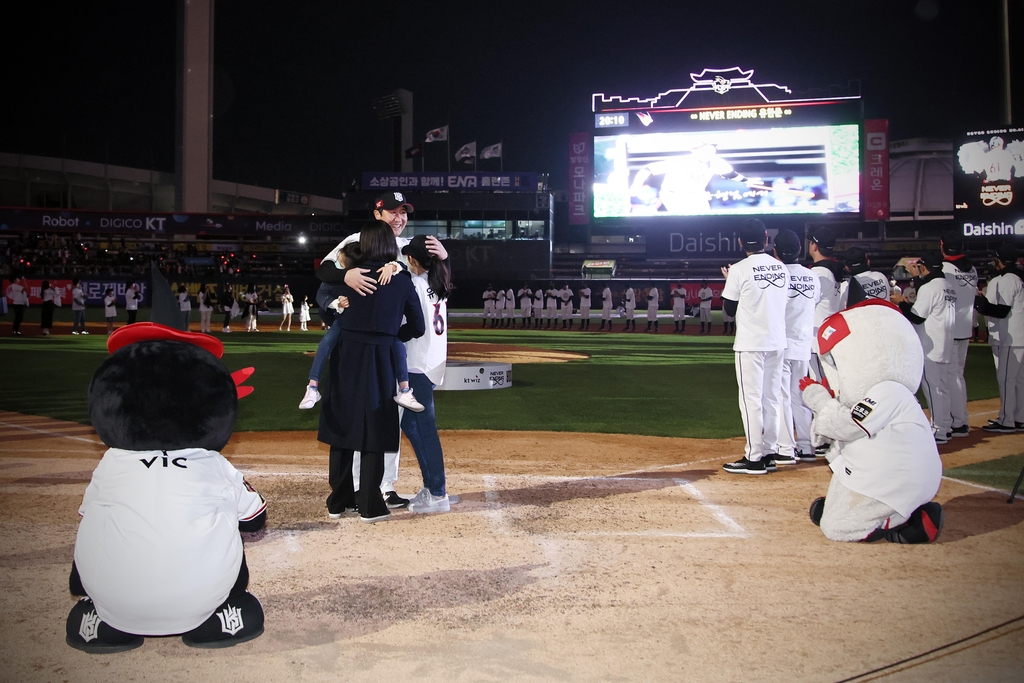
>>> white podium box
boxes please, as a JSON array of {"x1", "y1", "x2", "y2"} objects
[{"x1": 436, "y1": 361, "x2": 512, "y2": 391}]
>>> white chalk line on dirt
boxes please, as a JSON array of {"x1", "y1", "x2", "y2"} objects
[
  {"x1": 481, "y1": 475, "x2": 507, "y2": 535},
  {"x1": 942, "y1": 475, "x2": 1024, "y2": 500},
  {"x1": 0, "y1": 421, "x2": 103, "y2": 445}
]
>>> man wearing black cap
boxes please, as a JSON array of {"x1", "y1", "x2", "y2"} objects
[
  {"x1": 892, "y1": 253, "x2": 956, "y2": 444},
  {"x1": 773, "y1": 229, "x2": 821, "y2": 464},
  {"x1": 940, "y1": 231, "x2": 979, "y2": 437},
  {"x1": 839, "y1": 247, "x2": 891, "y2": 306},
  {"x1": 973, "y1": 244, "x2": 1024, "y2": 433},
  {"x1": 720, "y1": 219, "x2": 789, "y2": 474},
  {"x1": 808, "y1": 227, "x2": 844, "y2": 365},
  {"x1": 318, "y1": 191, "x2": 450, "y2": 509}
]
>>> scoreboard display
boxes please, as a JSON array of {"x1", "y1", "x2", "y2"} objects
[{"x1": 591, "y1": 67, "x2": 862, "y2": 220}]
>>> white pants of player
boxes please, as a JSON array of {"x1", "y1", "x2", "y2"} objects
[
  {"x1": 560, "y1": 302, "x2": 572, "y2": 321},
  {"x1": 647, "y1": 305, "x2": 658, "y2": 322},
  {"x1": 699, "y1": 306, "x2": 711, "y2": 323},
  {"x1": 625, "y1": 306, "x2": 635, "y2": 321},
  {"x1": 777, "y1": 358, "x2": 812, "y2": 456},
  {"x1": 602, "y1": 305, "x2": 612, "y2": 321},
  {"x1": 735, "y1": 349, "x2": 784, "y2": 461},
  {"x1": 950, "y1": 339, "x2": 970, "y2": 429},
  {"x1": 547, "y1": 302, "x2": 557, "y2": 319},
  {"x1": 521, "y1": 301, "x2": 532, "y2": 318},
  {"x1": 672, "y1": 304, "x2": 685, "y2": 321},
  {"x1": 483, "y1": 301, "x2": 494, "y2": 319},
  {"x1": 820, "y1": 475, "x2": 908, "y2": 543},
  {"x1": 991, "y1": 345, "x2": 1024, "y2": 426},
  {"x1": 920, "y1": 358, "x2": 952, "y2": 437}
]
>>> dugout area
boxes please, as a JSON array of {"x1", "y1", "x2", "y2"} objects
[{"x1": 0, "y1": 329, "x2": 1023, "y2": 681}]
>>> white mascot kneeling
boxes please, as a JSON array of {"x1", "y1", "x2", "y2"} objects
[{"x1": 800, "y1": 299, "x2": 945, "y2": 543}]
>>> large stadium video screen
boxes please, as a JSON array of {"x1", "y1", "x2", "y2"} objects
[{"x1": 593, "y1": 124, "x2": 860, "y2": 218}]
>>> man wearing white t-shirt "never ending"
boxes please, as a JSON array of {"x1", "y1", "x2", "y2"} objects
[{"x1": 720, "y1": 219, "x2": 789, "y2": 475}]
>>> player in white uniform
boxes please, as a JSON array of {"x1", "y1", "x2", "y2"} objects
[
  {"x1": 721, "y1": 219, "x2": 789, "y2": 474},
  {"x1": 559, "y1": 284, "x2": 574, "y2": 329},
  {"x1": 697, "y1": 281, "x2": 713, "y2": 334},
  {"x1": 629, "y1": 143, "x2": 752, "y2": 215},
  {"x1": 518, "y1": 284, "x2": 533, "y2": 329},
  {"x1": 671, "y1": 283, "x2": 687, "y2": 333},
  {"x1": 504, "y1": 287, "x2": 515, "y2": 328},
  {"x1": 624, "y1": 286, "x2": 636, "y2": 331},
  {"x1": 482, "y1": 285, "x2": 496, "y2": 328},
  {"x1": 974, "y1": 244, "x2": 1024, "y2": 433},
  {"x1": 495, "y1": 288, "x2": 506, "y2": 328},
  {"x1": 578, "y1": 285, "x2": 592, "y2": 329},
  {"x1": 808, "y1": 226, "x2": 844, "y2": 460},
  {"x1": 533, "y1": 285, "x2": 544, "y2": 329},
  {"x1": 329, "y1": 191, "x2": 449, "y2": 508},
  {"x1": 645, "y1": 285, "x2": 660, "y2": 333},
  {"x1": 545, "y1": 285, "x2": 558, "y2": 329},
  {"x1": 600, "y1": 285, "x2": 614, "y2": 331},
  {"x1": 938, "y1": 232, "x2": 979, "y2": 437},
  {"x1": 838, "y1": 247, "x2": 891, "y2": 306},
  {"x1": 772, "y1": 230, "x2": 821, "y2": 464},
  {"x1": 893, "y1": 252, "x2": 956, "y2": 443}
]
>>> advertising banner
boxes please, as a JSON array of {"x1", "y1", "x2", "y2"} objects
[
  {"x1": 954, "y1": 126, "x2": 1024, "y2": 237},
  {"x1": 361, "y1": 172, "x2": 539, "y2": 192},
  {"x1": 3, "y1": 278, "x2": 148, "y2": 306},
  {"x1": 0, "y1": 208, "x2": 346, "y2": 237},
  {"x1": 569, "y1": 133, "x2": 592, "y2": 225},
  {"x1": 862, "y1": 119, "x2": 890, "y2": 220}
]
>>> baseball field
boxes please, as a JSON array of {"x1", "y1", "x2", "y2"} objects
[{"x1": 1, "y1": 316, "x2": 1023, "y2": 682}]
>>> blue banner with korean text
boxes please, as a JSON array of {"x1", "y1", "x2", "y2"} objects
[{"x1": 362, "y1": 172, "x2": 540, "y2": 192}]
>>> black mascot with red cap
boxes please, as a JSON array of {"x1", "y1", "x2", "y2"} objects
[{"x1": 65, "y1": 323, "x2": 266, "y2": 653}]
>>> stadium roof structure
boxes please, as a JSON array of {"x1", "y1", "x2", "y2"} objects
[{"x1": 0, "y1": 152, "x2": 344, "y2": 216}]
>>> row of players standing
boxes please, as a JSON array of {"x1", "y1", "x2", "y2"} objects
[
  {"x1": 481, "y1": 282, "x2": 723, "y2": 333},
  {"x1": 721, "y1": 223, "x2": 983, "y2": 480}
]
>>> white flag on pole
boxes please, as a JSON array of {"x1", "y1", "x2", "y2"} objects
[
  {"x1": 480, "y1": 142, "x2": 502, "y2": 159},
  {"x1": 425, "y1": 125, "x2": 449, "y2": 143},
  {"x1": 455, "y1": 141, "x2": 477, "y2": 161}
]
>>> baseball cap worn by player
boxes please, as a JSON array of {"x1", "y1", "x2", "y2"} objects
[
  {"x1": 920, "y1": 251, "x2": 945, "y2": 271},
  {"x1": 374, "y1": 191, "x2": 415, "y2": 213},
  {"x1": 843, "y1": 247, "x2": 868, "y2": 272},
  {"x1": 997, "y1": 243, "x2": 1018, "y2": 265},
  {"x1": 810, "y1": 227, "x2": 837, "y2": 256},
  {"x1": 738, "y1": 218, "x2": 767, "y2": 252},
  {"x1": 940, "y1": 230, "x2": 963, "y2": 256},
  {"x1": 773, "y1": 229, "x2": 802, "y2": 264},
  {"x1": 400, "y1": 234, "x2": 433, "y2": 266}
]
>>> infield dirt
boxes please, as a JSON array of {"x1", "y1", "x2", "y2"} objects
[{"x1": 1, "y1": 402, "x2": 1023, "y2": 682}]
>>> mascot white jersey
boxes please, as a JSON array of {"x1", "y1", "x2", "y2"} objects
[{"x1": 800, "y1": 299, "x2": 945, "y2": 544}]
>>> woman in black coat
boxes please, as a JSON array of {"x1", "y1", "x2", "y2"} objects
[{"x1": 317, "y1": 221, "x2": 425, "y2": 522}]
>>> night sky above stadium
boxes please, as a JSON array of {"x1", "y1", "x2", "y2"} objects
[{"x1": 4, "y1": 0, "x2": 1019, "y2": 198}]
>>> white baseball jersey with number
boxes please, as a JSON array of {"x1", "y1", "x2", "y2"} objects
[
  {"x1": 671, "y1": 286, "x2": 686, "y2": 312},
  {"x1": 721, "y1": 253, "x2": 789, "y2": 352},
  {"x1": 75, "y1": 447, "x2": 267, "y2": 635},
  {"x1": 405, "y1": 270, "x2": 448, "y2": 385},
  {"x1": 986, "y1": 271, "x2": 1024, "y2": 346},
  {"x1": 698, "y1": 286, "x2": 713, "y2": 310},
  {"x1": 519, "y1": 287, "x2": 533, "y2": 316},
  {"x1": 579, "y1": 287, "x2": 592, "y2": 315},
  {"x1": 646, "y1": 287, "x2": 659, "y2": 320}
]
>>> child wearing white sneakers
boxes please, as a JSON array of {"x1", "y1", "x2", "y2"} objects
[{"x1": 299, "y1": 242, "x2": 424, "y2": 413}]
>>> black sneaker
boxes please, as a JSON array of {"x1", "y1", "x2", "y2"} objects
[
  {"x1": 722, "y1": 457, "x2": 769, "y2": 475},
  {"x1": 384, "y1": 491, "x2": 409, "y2": 509},
  {"x1": 1017, "y1": 422, "x2": 1024, "y2": 431},
  {"x1": 762, "y1": 455, "x2": 778, "y2": 472},
  {"x1": 949, "y1": 425, "x2": 970, "y2": 438},
  {"x1": 983, "y1": 422, "x2": 1017, "y2": 434},
  {"x1": 808, "y1": 497, "x2": 825, "y2": 526},
  {"x1": 772, "y1": 453, "x2": 799, "y2": 466},
  {"x1": 814, "y1": 444, "x2": 830, "y2": 457},
  {"x1": 796, "y1": 450, "x2": 817, "y2": 463}
]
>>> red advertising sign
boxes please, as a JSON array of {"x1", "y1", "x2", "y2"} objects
[
  {"x1": 568, "y1": 133, "x2": 592, "y2": 225},
  {"x1": 863, "y1": 119, "x2": 890, "y2": 220}
]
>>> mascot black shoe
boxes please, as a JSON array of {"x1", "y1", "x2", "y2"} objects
[{"x1": 66, "y1": 323, "x2": 266, "y2": 653}]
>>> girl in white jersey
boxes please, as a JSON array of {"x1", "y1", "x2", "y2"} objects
[{"x1": 399, "y1": 236, "x2": 455, "y2": 513}]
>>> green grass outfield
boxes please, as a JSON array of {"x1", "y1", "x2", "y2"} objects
[{"x1": 0, "y1": 324, "x2": 1002, "y2": 438}]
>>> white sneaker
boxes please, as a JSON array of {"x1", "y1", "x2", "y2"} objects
[
  {"x1": 71, "y1": 331, "x2": 79, "y2": 335},
  {"x1": 81, "y1": 330, "x2": 89, "y2": 335},
  {"x1": 299, "y1": 385, "x2": 321, "y2": 409},
  {"x1": 222, "y1": 327, "x2": 231, "y2": 333},
  {"x1": 394, "y1": 390, "x2": 425, "y2": 412},
  {"x1": 408, "y1": 487, "x2": 450, "y2": 513}
]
